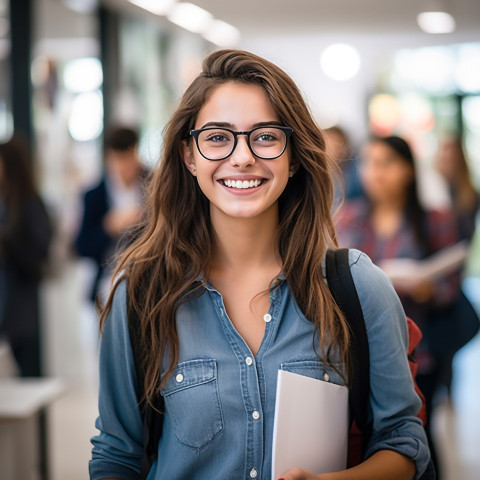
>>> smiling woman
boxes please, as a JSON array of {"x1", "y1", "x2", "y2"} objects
[
  {"x1": 182, "y1": 82, "x2": 294, "y2": 221},
  {"x1": 89, "y1": 49, "x2": 431, "y2": 480}
]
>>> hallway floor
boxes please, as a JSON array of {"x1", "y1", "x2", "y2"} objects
[{"x1": 43, "y1": 260, "x2": 480, "y2": 480}]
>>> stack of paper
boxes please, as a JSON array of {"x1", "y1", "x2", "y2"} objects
[{"x1": 271, "y1": 370, "x2": 349, "y2": 480}]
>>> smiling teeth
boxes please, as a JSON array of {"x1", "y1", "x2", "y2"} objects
[{"x1": 223, "y1": 179, "x2": 262, "y2": 189}]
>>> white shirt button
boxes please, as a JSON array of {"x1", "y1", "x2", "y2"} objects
[
  {"x1": 250, "y1": 468, "x2": 258, "y2": 478},
  {"x1": 323, "y1": 372, "x2": 330, "y2": 382},
  {"x1": 176, "y1": 373, "x2": 184, "y2": 383},
  {"x1": 263, "y1": 313, "x2": 272, "y2": 323},
  {"x1": 252, "y1": 410, "x2": 260, "y2": 420},
  {"x1": 245, "y1": 356, "x2": 253, "y2": 366}
]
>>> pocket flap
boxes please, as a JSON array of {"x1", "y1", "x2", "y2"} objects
[
  {"x1": 281, "y1": 359, "x2": 345, "y2": 386},
  {"x1": 161, "y1": 359, "x2": 217, "y2": 396}
]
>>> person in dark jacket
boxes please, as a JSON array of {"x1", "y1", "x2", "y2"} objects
[
  {"x1": 0, "y1": 134, "x2": 52, "y2": 377},
  {"x1": 75, "y1": 126, "x2": 149, "y2": 303}
]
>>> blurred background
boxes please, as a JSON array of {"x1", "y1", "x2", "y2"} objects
[{"x1": 0, "y1": 0, "x2": 479, "y2": 479}]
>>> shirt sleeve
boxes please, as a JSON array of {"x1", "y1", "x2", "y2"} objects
[
  {"x1": 349, "y1": 250, "x2": 431, "y2": 478},
  {"x1": 89, "y1": 281, "x2": 144, "y2": 480}
]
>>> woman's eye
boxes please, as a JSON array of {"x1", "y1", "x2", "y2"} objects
[
  {"x1": 259, "y1": 134, "x2": 275, "y2": 141},
  {"x1": 206, "y1": 132, "x2": 230, "y2": 142},
  {"x1": 255, "y1": 132, "x2": 278, "y2": 142}
]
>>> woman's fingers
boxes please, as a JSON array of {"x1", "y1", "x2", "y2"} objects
[{"x1": 278, "y1": 467, "x2": 320, "y2": 480}]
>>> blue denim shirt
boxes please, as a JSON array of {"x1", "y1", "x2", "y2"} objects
[{"x1": 90, "y1": 250, "x2": 430, "y2": 480}]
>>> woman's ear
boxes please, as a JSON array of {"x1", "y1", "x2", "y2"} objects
[
  {"x1": 181, "y1": 140, "x2": 197, "y2": 176},
  {"x1": 289, "y1": 162, "x2": 299, "y2": 178}
]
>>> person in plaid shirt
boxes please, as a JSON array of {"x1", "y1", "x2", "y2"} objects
[{"x1": 336, "y1": 135, "x2": 459, "y2": 480}]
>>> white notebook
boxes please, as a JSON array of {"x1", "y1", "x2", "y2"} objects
[{"x1": 271, "y1": 370, "x2": 349, "y2": 480}]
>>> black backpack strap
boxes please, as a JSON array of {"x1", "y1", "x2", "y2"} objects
[
  {"x1": 127, "y1": 298, "x2": 164, "y2": 480},
  {"x1": 325, "y1": 248, "x2": 372, "y2": 450}
]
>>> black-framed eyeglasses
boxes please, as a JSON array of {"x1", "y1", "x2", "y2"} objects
[{"x1": 189, "y1": 125, "x2": 293, "y2": 161}]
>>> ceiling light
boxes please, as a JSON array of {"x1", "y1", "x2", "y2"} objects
[
  {"x1": 168, "y1": 2, "x2": 212, "y2": 33},
  {"x1": 68, "y1": 91, "x2": 103, "y2": 142},
  {"x1": 320, "y1": 43, "x2": 361, "y2": 81},
  {"x1": 417, "y1": 11, "x2": 456, "y2": 34},
  {"x1": 203, "y1": 19, "x2": 240, "y2": 47},
  {"x1": 64, "y1": 58, "x2": 103, "y2": 93},
  {"x1": 128, "y1": 0, "x2": 177, "y2": 16}
]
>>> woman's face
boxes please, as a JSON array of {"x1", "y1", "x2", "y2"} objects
[
  {"x1": 360, "y1": 141, "x2": 414, "y2": 204},
  {"x1": 183, "y1": 82, "x2": 293, "y2": 222}
]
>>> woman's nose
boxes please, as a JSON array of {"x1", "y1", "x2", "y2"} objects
[{"x1": 229, "y1": 135, "x2": 255, "y2": 167}]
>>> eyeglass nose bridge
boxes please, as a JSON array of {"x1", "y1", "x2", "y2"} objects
[{"x1": 230, "y1": 131, "x2": 255, "y2": 159}]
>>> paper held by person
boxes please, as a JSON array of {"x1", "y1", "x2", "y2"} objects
[
  {"x1": 271, "y1": 370, "x2": 349, "y2": 480},
  {"x1": 379, "y1": 240, "x2": 469, "y2": 290}
]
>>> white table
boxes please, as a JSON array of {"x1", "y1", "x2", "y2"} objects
[{"x1": 0, "y1": 378, "x2": 65, "y2": 480}]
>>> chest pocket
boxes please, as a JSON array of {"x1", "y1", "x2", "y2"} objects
[
  {"x1": 280, "y1": 359, "x2": 346, "y2": 386},
  {"x1": 161, "y1": 359, "x2": 224, "y2": 450}
]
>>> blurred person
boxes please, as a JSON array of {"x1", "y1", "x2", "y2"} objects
[
  {"x1": 324, "y1": 125, "x2": 363, "y2": 200},
  {"x1": 0, "y1": 134, "x2": 52, "y2": 377},
  {"x1": 90, "y1": 50, "x2": 430, "y2": 480},
  {"x1": 434, "y1": 135, "x2": 480, "y2": 392},
  {"x1": 436, "y1": 135, "x2": 479, "y2": 242},
  {"x1": 336, "y1": 135, "x2": 460, "y2": 479},
  {"x1": 75, "y1": 126, "x2": 149, "y2": 304}
]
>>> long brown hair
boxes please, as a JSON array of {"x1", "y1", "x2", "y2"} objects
[
  {"x1": 100, "y1": 49, "x2": 350, "y2": 407},
  {"x1": 0, "y1": 134, "x2": 38, "y2": 230}
]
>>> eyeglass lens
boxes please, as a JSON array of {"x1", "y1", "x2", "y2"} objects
[{"x1": 196, "y1": 127, "x2": 287, "y2": 160}]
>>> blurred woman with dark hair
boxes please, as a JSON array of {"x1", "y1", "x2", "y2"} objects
[
  {"x1": 336, "y1": 135, "x2": 461, "y2": 479},
  {"x1": 0, "y1": 134, "x2": 52, "y2": 377}
]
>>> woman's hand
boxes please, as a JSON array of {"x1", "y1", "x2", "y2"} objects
[
  {"x1": 277, "y1": 450, "x2": 416, "y2": 480},
  {"x1": 277, "y1": 467, "x2": 323, "y2": 480},
  {"x1": 395, "y1": 278, "x2": 435, "y2": 303}
]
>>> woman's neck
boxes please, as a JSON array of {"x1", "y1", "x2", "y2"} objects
[
  {"x1": 370, "y1": 196, "x2": 406, "y2": 238},
  {"x1": 371, "y1": 194, "x2": 406, "y2": 215},
  {"x1": 210, "y1": 208, "x2": 281, "y2": 275}
]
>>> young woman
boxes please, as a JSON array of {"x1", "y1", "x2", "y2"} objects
[
  {"x1": 336, "y1": 135, "x2": 459, "y2": 479},
  {"x1": 90, "y1": 50, "x2": 430, "y2": 480},
  {"x1": 0, "y1": 134, "x2": 52, "y2": 376}
]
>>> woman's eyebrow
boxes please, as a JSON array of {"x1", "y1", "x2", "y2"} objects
[
  {"x1": 200, "y1": 121, "x2": 234, "y2": 129},
  {"x1": 199, "y1": 120, "x2": 283, "y2": 129},
  {"x1": 252, "y1": 121, "x2": 283, "y2": 128}
]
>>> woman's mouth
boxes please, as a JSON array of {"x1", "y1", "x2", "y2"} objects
[{"x1": 219, "y1": 179, "x2": 264, "y2": 189}]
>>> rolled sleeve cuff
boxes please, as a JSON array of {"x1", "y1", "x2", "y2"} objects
[
  {"x1": 365, "y1": 430, "x2": 431, "y2": 479},
  {"x1": 89, "y1": 459, "x2": 141, "y2": 480}
]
